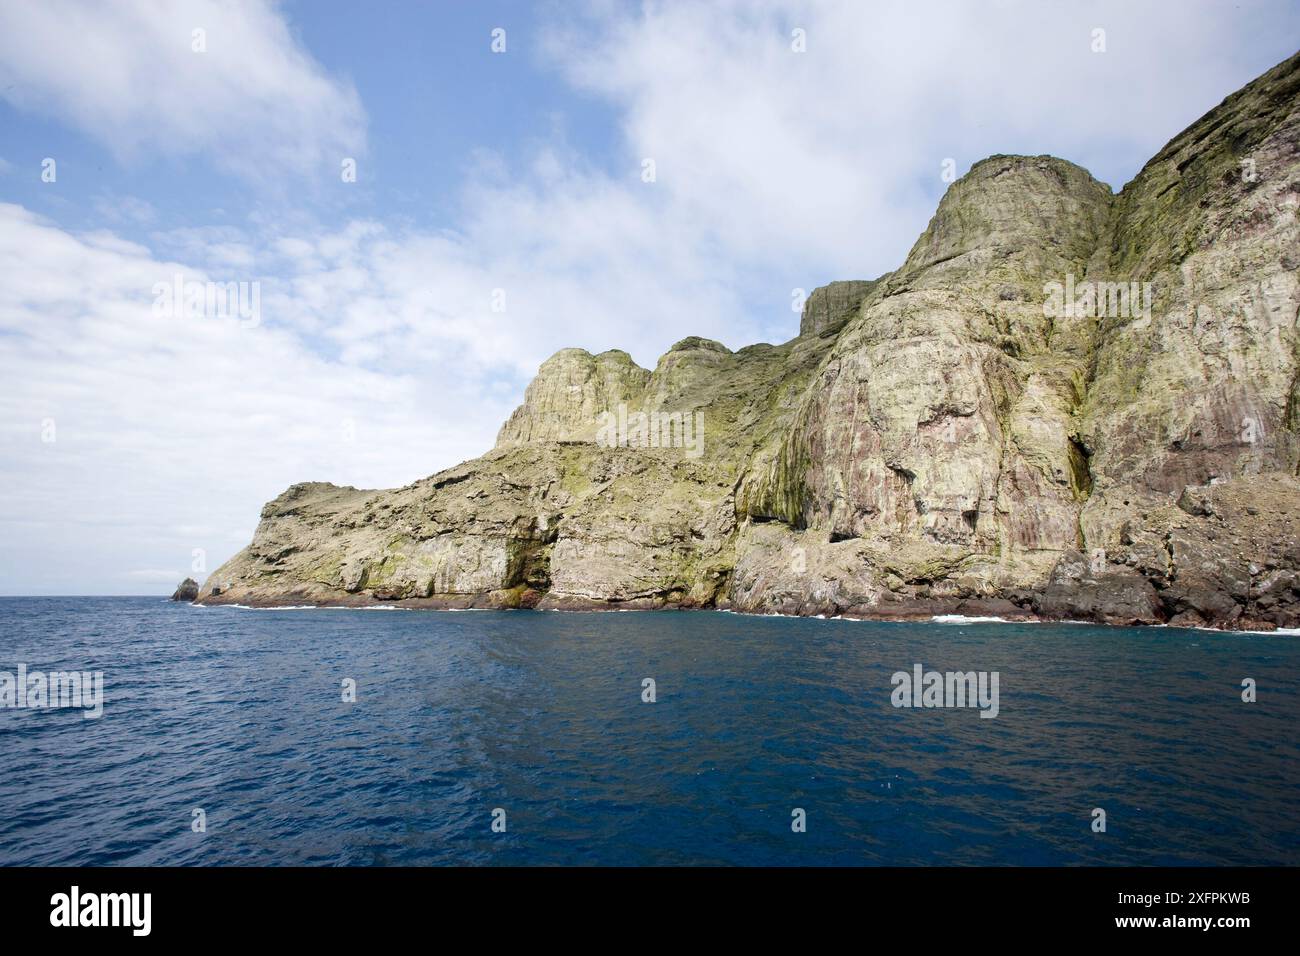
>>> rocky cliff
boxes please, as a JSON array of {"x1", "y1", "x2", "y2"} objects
[{"x1": 198, "y1": 51, "x2": 1300, "y2": 630}]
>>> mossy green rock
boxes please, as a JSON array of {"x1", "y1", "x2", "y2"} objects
[{"x1": 200, "y1": 52, "x2": 1300, "y2": 630}]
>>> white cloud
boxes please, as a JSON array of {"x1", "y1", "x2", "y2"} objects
[
  {"x1": 0, "y1": 0, "x2": 365, "y2": 180},
  {"x1": 0, "y1": 204, "x2": 504, "y2": 593},
  {"x1": 0, "y1": 1, "x2": 1296, "y2": 592},
  {"x1": 545, "y1": 0, "x2": 1300, "y2": 281}
]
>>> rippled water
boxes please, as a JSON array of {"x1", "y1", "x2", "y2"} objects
[{"x1": 0, "y1": 597, "x2": 1296, "y2": 865}]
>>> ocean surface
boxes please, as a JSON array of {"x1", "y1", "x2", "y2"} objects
[{"x1": 0, "y1": 597, "x2": 1296, "y2": 866}]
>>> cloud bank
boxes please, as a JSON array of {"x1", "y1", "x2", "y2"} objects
[
  {"x1": 1, "y1": 0, "x2": 1297, "y2": 591},
  {"x1": 0, "y1": 0, "x2": 365, "y2": 180}
]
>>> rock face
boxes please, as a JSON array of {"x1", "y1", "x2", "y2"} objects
[
  {"x1": 495, "y1": 348, "x2": 650, "y2": 446},
  {"x1": 799, "y1": 281, "x2": 876, "y2": 337},
  {"x1": 199, "y1": 52, "x2": 1300, "y2": 630},
  {"x1": 171, "y1": 578, "x2": 199, "y2": 602}
]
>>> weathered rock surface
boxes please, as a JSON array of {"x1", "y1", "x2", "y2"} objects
[
  {"x1": 171, "y1": 578, "x2": 199, "y2": 602},
  {"x1": 495, "y1": 348, "x2": 649, "y2": 446},
  {"x1": 200, "y1": 51, "x2": 1300, "y2": 630},
  {"x1": 799, "y1": 280, "x2": 876, "y2": 337}
]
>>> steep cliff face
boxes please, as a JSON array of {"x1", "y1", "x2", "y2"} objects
[
  {"x1": 200, "y1": 51, "x2": 1300, "y2": 630},
  {"x1": 799, "y1": 280, "x2": 876, "y2": 337},
  {"x1": 739, "y1": 156, "x2": 1113, "y2": 585},
  {"x1": 1079, "y1": 52, "x2": 1300, "y2": 550}
]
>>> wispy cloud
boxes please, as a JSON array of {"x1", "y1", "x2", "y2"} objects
[
  {"x1": 544, "y1": 0, "x2": 1300, "y2": 281},
  {"x1": 0, "y1": 1, "x2": 1296, "y2": 592},
  {"x1": 0, "y1": 0, "x2": 366, "y2": 181},
  {"x1": 0, "y1": 204, "x2": 502, "y2": 594}
]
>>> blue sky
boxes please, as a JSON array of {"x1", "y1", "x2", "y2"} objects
[
  {"x1": 2, "y1": 2, "x2": 623, "y2": 240},
  {"x1": 1, "y1": 0, "x2": 1297, "y2": 593}
]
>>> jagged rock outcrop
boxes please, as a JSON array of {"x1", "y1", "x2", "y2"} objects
[
  {"x1": 495, "y1": 348, "x2": 649, "y2": 445},
  {"x1": 799, "y1": 280, "x2": 876, "y2": 337},
  {"x1": 171, "y1": 578, "x2": 199, "y2": 602},
  {"x1": 199, "y1": 51, "x2": 1300, "y2": 630}
]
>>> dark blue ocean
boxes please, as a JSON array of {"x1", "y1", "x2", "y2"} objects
[{"x1": 0, "y1": 597, "x2": 1296, "y2": 866}]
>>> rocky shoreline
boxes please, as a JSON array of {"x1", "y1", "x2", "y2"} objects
[
  {"x1": 198, "y1": 470, "x2": 1300, "y2": 632},
  {"x1": 191, "y1": 595, "x2": 1297, "y2": 633}
]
